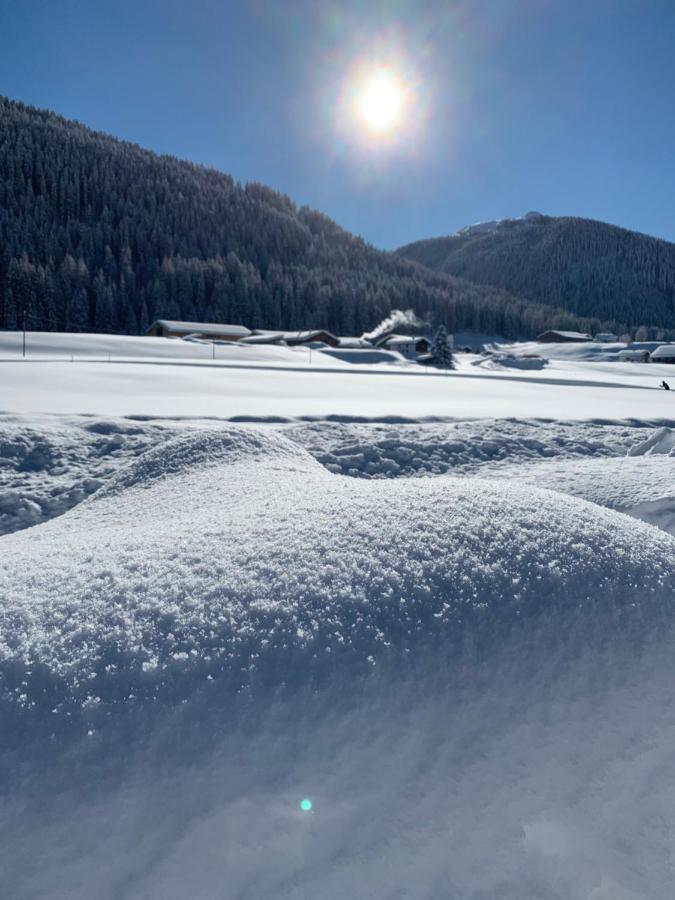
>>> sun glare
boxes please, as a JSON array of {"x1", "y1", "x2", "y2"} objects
[
  {"x1": 357, "y1": 68, "x2": 404, "y2": 133},
  {"x1": 333, "y1": 46, "x2": 427, "y2": 158}
]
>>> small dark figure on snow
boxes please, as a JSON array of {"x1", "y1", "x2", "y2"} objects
[{"x1": 661, "y1": 380, "x2": 670, "y2": 391}]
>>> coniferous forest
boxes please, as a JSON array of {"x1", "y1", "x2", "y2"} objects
[
  {"x1": 399, "y1": 214, "x2": 675, "y2": 339},
  {"x1": 0, "y1": 95, "x2": 664, "y2": 340}
]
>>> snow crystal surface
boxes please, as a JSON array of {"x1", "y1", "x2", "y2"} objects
[
  {"x1": 4, "y1": 336, "x2": 675, "y2": 898},
  {"x1": 4, "y1": 424, "x2": 670, "y2": 712},
  {"x1": 291, "y1": 419, "x2": 655, "y2": 478},
  {"x1": 0, "y1": 415, "x2": 176, "y2": 534},
  {"x1": 2, "y1": 425, "x2": 675, "y2": 898}
]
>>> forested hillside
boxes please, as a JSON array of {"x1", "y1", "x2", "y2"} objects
[
  {"x1": 398, "y1": 214, "x2": 675, "y2": 338},
  {"x1": 0, "y1": 96, "x2": 634, "y2": 340}
]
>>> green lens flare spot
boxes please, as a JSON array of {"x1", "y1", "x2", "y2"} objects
[{"x1": 300, "y1": 798, "x2": 313, "y2": 812}]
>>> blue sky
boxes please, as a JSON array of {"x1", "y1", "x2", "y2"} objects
[{"x1": 1, "y1": 0, "x2": 673, "y2": 248}]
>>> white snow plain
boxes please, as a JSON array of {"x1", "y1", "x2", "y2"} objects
[
  {"x1": 2, "y1": 332, "x2": 675, "y2": 899},
  {"x1": 2, "y1": 330, "x2": 675, "y2": 421}
]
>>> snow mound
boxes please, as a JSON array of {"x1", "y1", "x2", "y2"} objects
[
  {"x1": 496, "y1": 455, "x2": 675, "y2": 536},
  {"x1": 0, "y1": 416, "x2": 172, "y2": 535},
  {"x1": 627, "y1": 426, "x2": 675, "y2": 456},
  {"x1": 1, "y1": 417, "x2": 659, "y2": 537},
  {"x1": 96, "y1": 425, "x2": 313, "y2": 498},
  {"x1": 1, "y1": 425, "x2": 673, "y2": 724},
  {"x1": 3, "y1": 426, "x2": 675, "y2": 899}
]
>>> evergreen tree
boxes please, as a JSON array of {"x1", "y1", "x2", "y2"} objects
[{"x1": 429, "y1": 325, "x2": 455, "y2": 369}]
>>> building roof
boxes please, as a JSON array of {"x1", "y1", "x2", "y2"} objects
[
  {"x1": 338, "y1": 337, "x2": 373, "y2": 348},
  {"x1": 650, "y1": 344, "x2": 675, "y2": 359},
  {"x1": 148, "y1": 320, "x2": 251, "y2": 337},
  {"x1": 374, "y1": 332, "x2": 412, "y2": 346},
  {"x1": 537, "y1": 330, "x2": 593, "y2": 341},
  {"x1": 384, "y1": 335, "x2": 430, "y2": 346},
  {"x1": 253, "y1": 329, "x2": 339, "y2": 345},
  {"x1": 238, "y1": 333, "x2": 285, "y2": 344}
]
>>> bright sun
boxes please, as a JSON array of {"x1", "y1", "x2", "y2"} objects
[{"x1": 357, "y1": 68, "x2": 404, "y2": 134}]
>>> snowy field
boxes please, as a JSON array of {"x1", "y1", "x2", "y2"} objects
[
  {"x1": 2, "y1": 331, "x2": 675, "y2": 420},
  {"x1": 2, "y1": 332, "x2": 675, "y2": 899}
]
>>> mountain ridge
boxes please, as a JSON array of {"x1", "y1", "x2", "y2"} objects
[
  {"x1": 0, "y1": 95, "x2": 638, "y2": 341},
  {"x1": 398, "y1": 213, "x2": 675, "y2": 337}
]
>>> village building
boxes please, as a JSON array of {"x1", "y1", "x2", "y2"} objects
[
  {"x1": 249, "y1": 330, "x2": 340, "y2": 347},
  {"x1": 337, "y1": 337, "x2": 374, "y2": 349},
  {"x1": 146, "y1": 320, "x2": 251, "y2": 341},
  {"x1": 595, "y1": 332, "x2": 619, "y2": 342},
  {"x1": 650, "y1": 344, "x2": 675, "y2": 364},
  {"x1": 618, "y1": 349, "x2": 651, "y2": 362},
  {"x1": 536, "y1": 330, "x2": 593, "y2": 343},
  {"x1": 238, "y1": 333, "x2": 286, "y2": 345},
  {"x1": 374, "y1": 334, "x2": 433, "y2": 359}
]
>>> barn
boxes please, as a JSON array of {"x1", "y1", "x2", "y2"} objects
[
  {"x1": 250, "y1": 330, "x2": 340, "y2": 347},
  {"x1": 650, "y1": 344, "x2": 675, "y2": 364},
  {"x1": 618, "y1": 349, "x2": 651, "y2": 362},
  {"x1": 374, "y1": 334, "x2": 433, "y2": 359},
  {"x1": 146, "y1": 320, "x2": 251, "y2": 341},
  {"x1": 536, "y1": 330, "x2": 593, "y2": 343}
]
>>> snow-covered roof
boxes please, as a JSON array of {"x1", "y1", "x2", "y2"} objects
[
  {"x1": 238, "y1": 333, "x2": 285, "y2": 344},
  {"x1": 537, "y1": 330, "x2": 593, "y2": 341},
  {"x1": 375, "y1": 333, "x2": 421, "y2": 347},
  {"x1": 618, "y1": 350, "x2": 650, "y2": 359},
  {"x1": 149, "y1": 320, "x2": 251, "y2": 337},
  {"x1": 253, "y1": 329, "x2": 339, "y2": 345},
  {"x1": 650, "y1": 344, "x2": 675, "y2": 359},
  {"x1": 384, "y1": 335, "x2": 429, "y2": 346},
  {"x1": 338, "y1": 337, "x2": 373, "y2": 348}
]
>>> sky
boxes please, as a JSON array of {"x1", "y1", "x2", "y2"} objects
[{"x1": 1, "y1": 0, "x2": 674, "y2": 249}]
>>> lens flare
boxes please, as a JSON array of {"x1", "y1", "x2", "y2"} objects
[{"x1": 300, "y1": 798, "x2": 313, "y2": 812}]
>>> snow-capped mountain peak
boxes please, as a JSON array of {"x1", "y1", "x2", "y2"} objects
[{"x1": 456, "y1": 210, "x2": 544, "y2": 236}]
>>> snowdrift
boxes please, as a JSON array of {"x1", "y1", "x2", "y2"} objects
[
  {"x1": 2, "y1": 426, "x2": 675, "y2": 898},
  {"x1": 627, "y1": 425, "x2": 675, "y2": 456}
]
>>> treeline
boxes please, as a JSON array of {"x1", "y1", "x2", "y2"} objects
[
  {"x1": 0, "y1": 96, "x2": 628, "y2": 340},
  {"x1": 399, "y1": 215, "x2": 675, "y2": 338}
]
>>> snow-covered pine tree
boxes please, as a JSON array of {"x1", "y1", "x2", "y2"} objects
[{"x1": 429, "y1": 324, "x2": 454, "y2": 369}]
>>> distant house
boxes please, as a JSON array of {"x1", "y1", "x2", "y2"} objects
[
  {"x1": 146, "y1": 320, "x2": 251, "y2": 341},
  {"x1": 337, "y1": 337, "x2": 374, "y2": 349},
  {"x1": 251, "y1": 329, "x2": 340, "y2": 347},
  {"x1": 595, "y1": 333, "x2": 619, "y2": 343},
  {"x1": 238, "y1": 333, "x2": 286, "y2": 345},
  {"x1": 618, "y1": 349, "x2": 651, "y2": 362},
  {"x1": 536, "y1": 330, "x2": 593, "y2": 343},
  {"x1": 321, "y1": 347, "x2": 406, "y2": 365},
  {"x1": 650, "y1": 344, "x2": 675, "y2": 364},
  {"x1": 375, "y1": 334, "x2": 434, "y2": 359}
]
